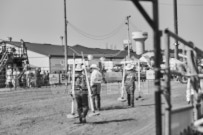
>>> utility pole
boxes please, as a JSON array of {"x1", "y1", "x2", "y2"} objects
[
  {"x1": 130, "y1": 0, "x2": 162, "y2": 134},
  {"x1": 64, "y1": 0, "x2": 68, "y2": 85},
  {"x1": 174, "y1": 0, "x2": 179, "y2": 59},
  {"x1": 126, "y1": 15, "x2": 131, "y2": 58}
]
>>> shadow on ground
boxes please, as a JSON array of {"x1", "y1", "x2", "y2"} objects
[
  {"x1": 101, "y1": 105, "x2": 128, "y2": 111},
  {"x1": 138, "y1": 102, "x2": 165, "y2": 107},
  {"x1": 90, "y1": 118, "x2": 135, "y2": 125}
]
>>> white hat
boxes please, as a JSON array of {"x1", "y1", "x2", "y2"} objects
[
  {"x1": 75, "y1": 64, "x2": 83, "y2": 71},
  {"x1": 90, "y1": 64, "x2": 99, "y2": 69},
  {"x1": 125, "y1": 64, "x2": 134, "y2": 70}
]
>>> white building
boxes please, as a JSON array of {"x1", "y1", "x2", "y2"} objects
[{"x1": 2, "y1": 41, "x2": 132, "y2": 73}]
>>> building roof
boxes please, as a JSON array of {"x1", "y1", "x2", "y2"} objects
[
  {"x1": 4, "y1": 41, "x2": 64, "y2": 56},
  {"x1": 1, "y1": 41, "x2": 134, "y2": 59}
]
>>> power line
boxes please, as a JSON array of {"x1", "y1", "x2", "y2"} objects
[
  {"x1": 68, "y1": 21, "x2": 125, "y2": 40},
  {"x1": 159, "y1": 2, "x2": 203, "y2": 7},
  {"x1": 70, "y1": 21, "x2": 125, "y2": 37},
  {"x1": 69, "y1": 24, "x2": 125, "y2": 40},
  {"x1": 129, "y1": 19, "x2": 141, "y2": 31}
]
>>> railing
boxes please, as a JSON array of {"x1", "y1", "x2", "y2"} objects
[{"x1": 164, "y1": 29, "x2": 203, "y2": 135}]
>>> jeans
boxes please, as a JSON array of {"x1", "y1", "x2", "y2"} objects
[
  {"x1": 92, "y1": 94, "x2": 101, "y2": 110},
  {"x1": 91, "y1": 84, "x2": 101, "y2": 110},
  {"x1": 75, "y1": 91, "x2": 89, "y2": 118},
  {"x1": 127, "y1": 93, "x2": 134, "y2": 107}
]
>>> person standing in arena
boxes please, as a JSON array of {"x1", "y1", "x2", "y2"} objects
[
  {"x1": 124, "y1": 63, "x2": 136, "y2": 107},
  {"x1": 90, "y1": 64, "x2": 103, "y2": 111},
  {"x1": 12, "y1": 68, "x2": 19, "y2": 90},
  {"x1": 74, "y1": 64, "x2": 89, "y2": 123}
]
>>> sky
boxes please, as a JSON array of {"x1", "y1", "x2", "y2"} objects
[{"x1": 0, "y1": 0, "x2": 203, "y2": 51}]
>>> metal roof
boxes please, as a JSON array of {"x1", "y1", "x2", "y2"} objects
[{"x1": 2, "y1": 41, "x2": 132, "y2": 59}]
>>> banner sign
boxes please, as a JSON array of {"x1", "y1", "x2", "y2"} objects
[
  {"x1": 59, "y1": 73, "x2": 66, "y2": 84},
  {"x1": 60, "y1": 59, "x2": 88, "y2": 65},
  {"x1": 49, "y1": 74, "x2": 59, "y2": 84},
  {"x1": 104, "y1": 71, "x2": 122, "y2": 83},
  {"x1": 104, "y1": 61, "x2": 113, "y2": 70},
  {"x1": 68, "y1": 59, "x2": 83, "y2": 64},
  {"x1": 59, "y1": 73, "x2": 71, "y2": 84},
  {"x1": 146, "y1": 70, "x2": 155, "y2": 80}
]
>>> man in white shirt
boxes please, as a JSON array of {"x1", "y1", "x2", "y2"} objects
[{"x1": 90, "y1": 64, "x2": 102, "y2": 111}]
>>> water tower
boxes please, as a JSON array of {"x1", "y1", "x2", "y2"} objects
[{"x1": 132, "y1": 32, "x2": 148, "y2": 55}]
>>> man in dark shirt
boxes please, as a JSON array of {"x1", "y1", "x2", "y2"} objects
[
  {"x1": 74, "y1": 64, "x2": 89, "y2": 123},
  {"x1": 124, "y1": 64, "x2": 136, "y2": 107}
]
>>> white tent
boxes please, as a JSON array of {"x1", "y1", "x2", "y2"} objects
[
  {"x1": 120, "y1": 57, "x2": 138, "y2": 65},
  {"x1": 120, "y1": 60, "x2": 137, "y2": 64},
  {"x1": 162, "y1": 58, "x2": 185, "y2": 70},
  {"x1": 139, "y1": 56, "x2": 149, "y2": 63},
  {"x1": 170, "y1": 58, "x2": 185, "y2": 64},
  {"x1": 142, "y1": 52, "x2": 154, "y2": 58},
  {"x1": 163, "y1": 58, "x2": 185, "y2": 65}
]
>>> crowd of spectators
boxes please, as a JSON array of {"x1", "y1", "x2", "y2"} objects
[{"x1": 4, "y1": 68, "x2": 50, "y2": 89}]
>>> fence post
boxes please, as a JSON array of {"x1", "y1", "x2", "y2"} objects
[
  {"x1": 164, "y1": 32, "x2": 171, "y2": 135},
  {"x1": 187, "y1": 49, "x2": 201, "y2": 120}
]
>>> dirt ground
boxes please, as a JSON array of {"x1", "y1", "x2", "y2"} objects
[{"x1": 0, "y1": 81, "x2": 187, "y2": 135}]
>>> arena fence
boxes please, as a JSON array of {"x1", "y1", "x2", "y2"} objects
[{"x1": 164, "y1": 29, "x2": 203, "y2": 135}]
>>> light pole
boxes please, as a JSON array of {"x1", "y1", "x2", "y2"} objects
[
  {"x1": 64, "y1": 0, "x2": 68, "y2": 85},
  {"x1": 126, "y1": 15, "x2": 131, "y2": 58},
  {"x1": 7, "y1": 37, "x2": 12, "y2": 42},
  {"x1": 129, "y1": 1, "x2": 162, "y2": 134},
  {"x1": 174, "y1": 0, "x2": 179, "y2": 59},
  {"x1": 60, "y1": 36, "x2": 64, "y2": 46},
  {"x1": 132, "y1": 32, "x2": 148, "y2": 100}
]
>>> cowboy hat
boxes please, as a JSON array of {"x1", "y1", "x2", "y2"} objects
[
  {"x1": 75, "y1": 64, "x2": 83, "y2": 71},
  {"x1": 125, "y1": 64, "x2": 134, "y2": 70},
  {"x1": 90, "y1": 64, "x2": 99, "y2": 70}
]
